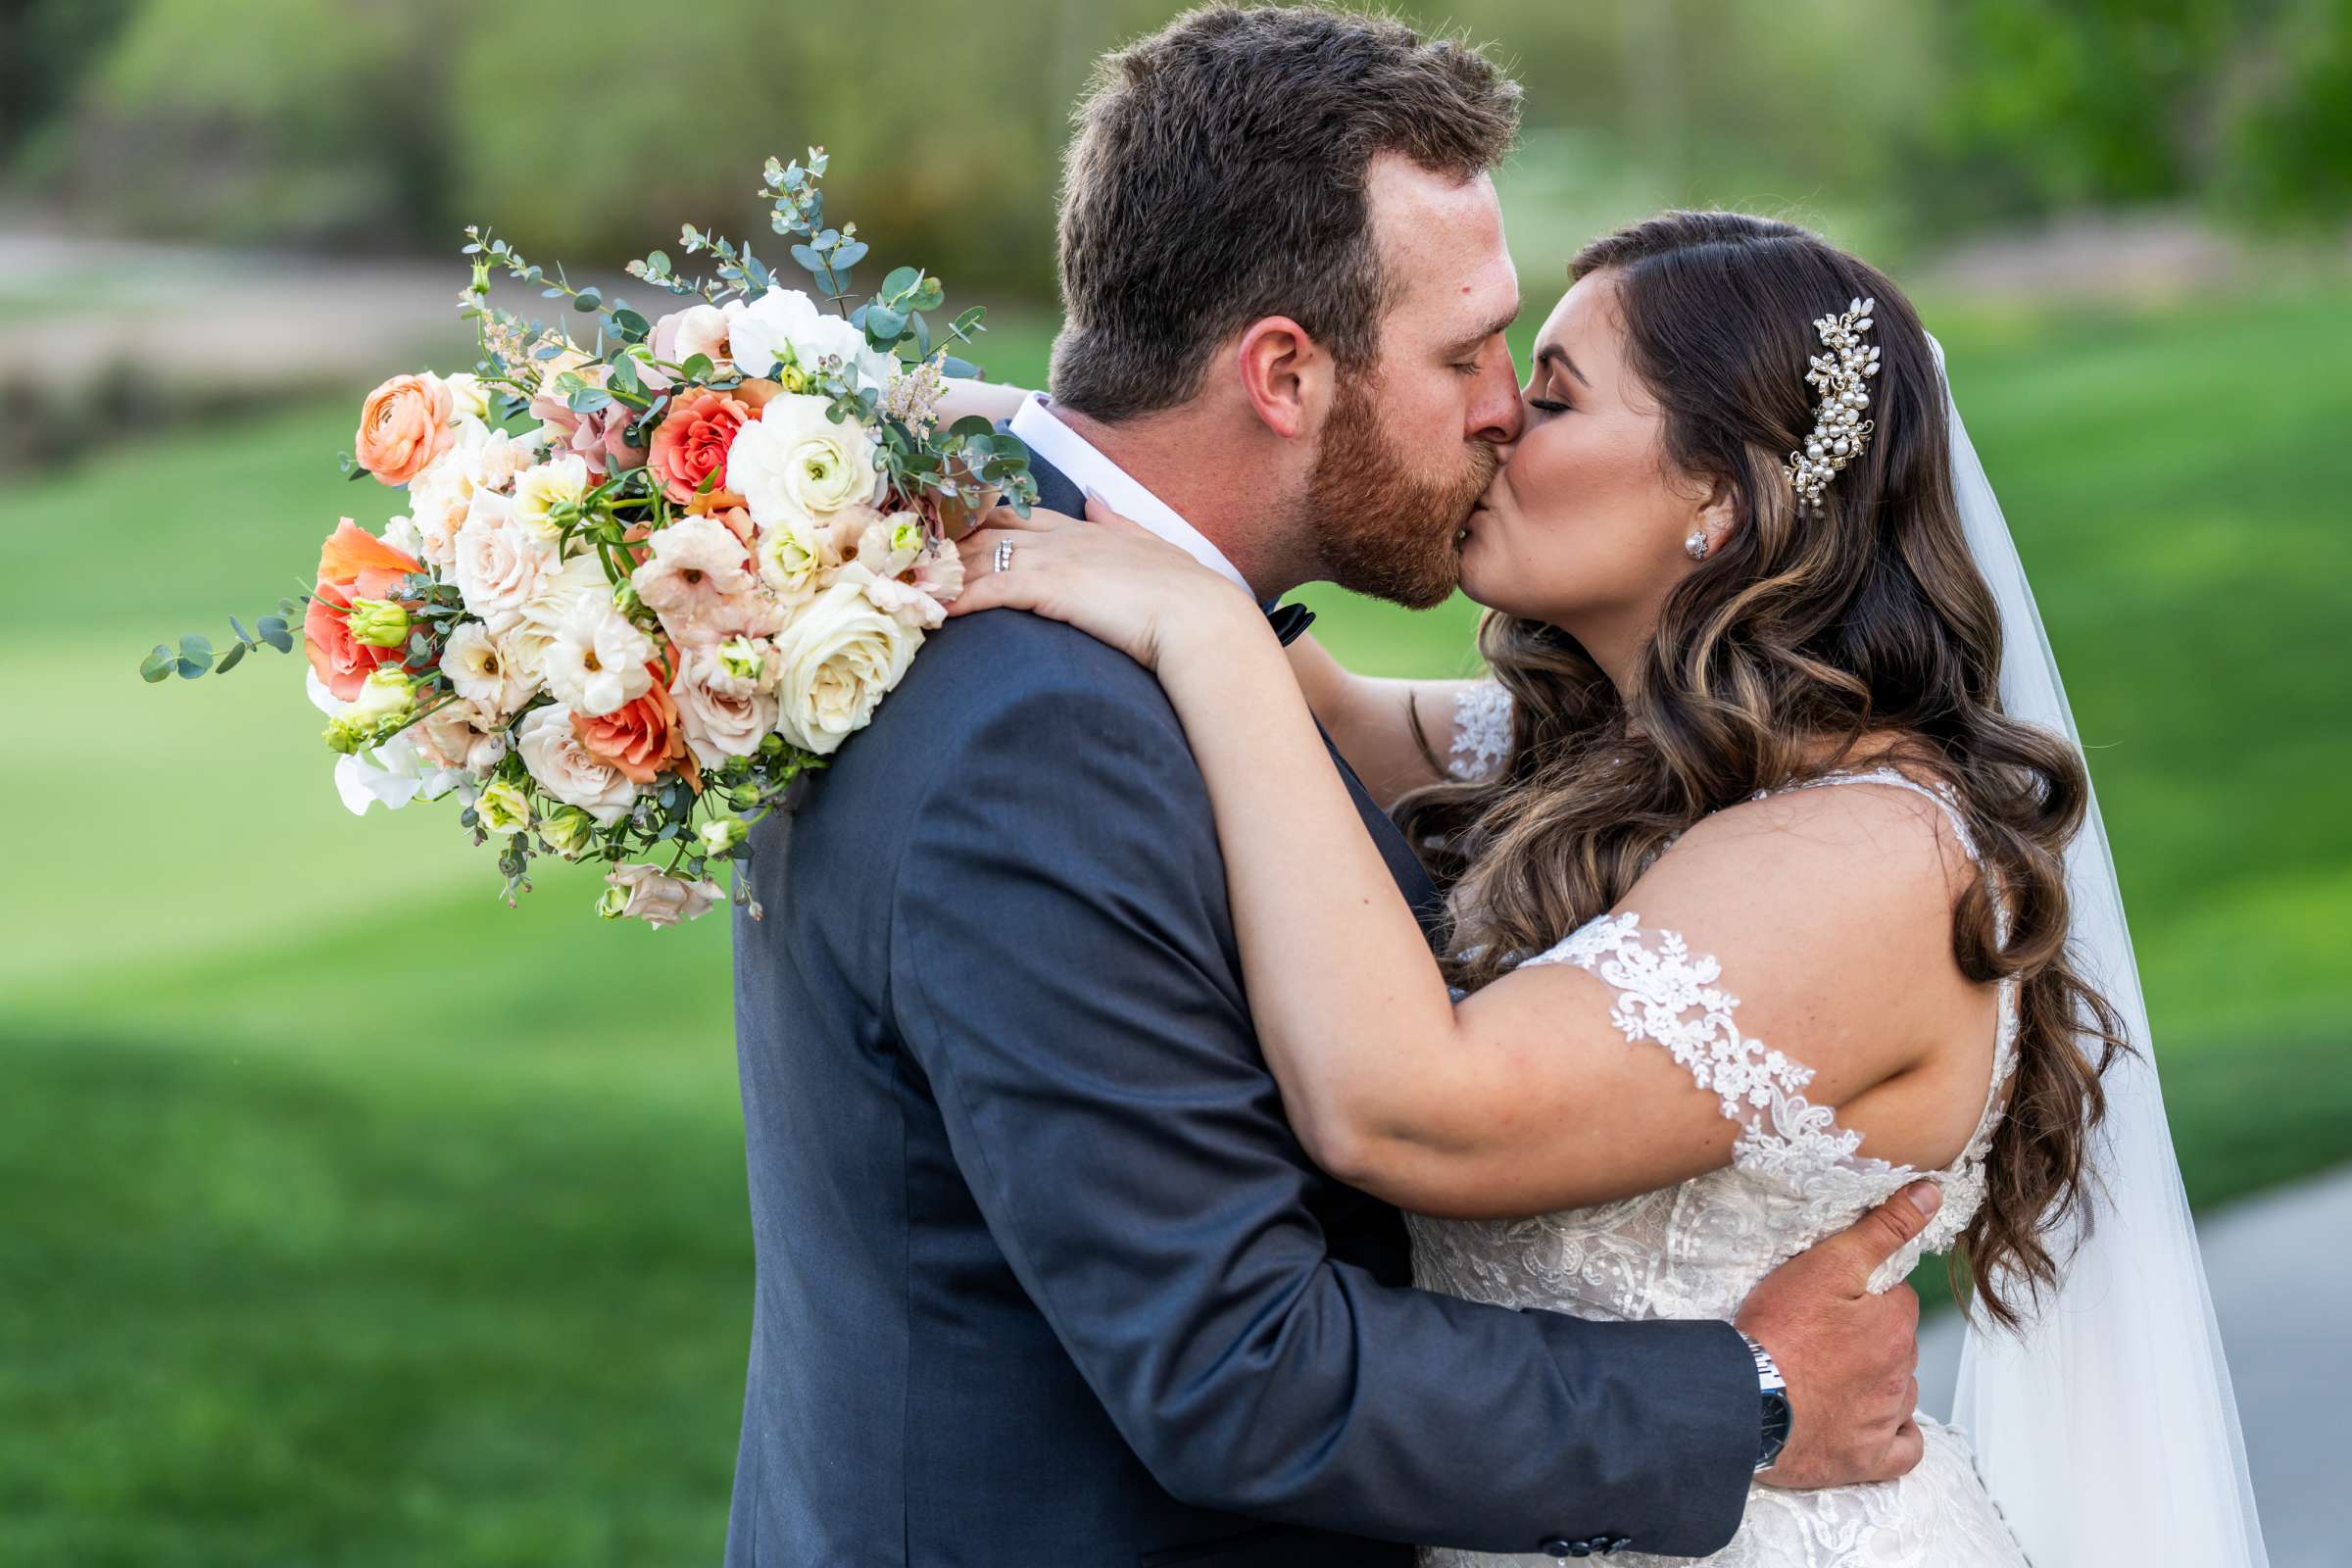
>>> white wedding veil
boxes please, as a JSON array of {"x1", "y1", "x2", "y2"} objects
[{"x1": 1929, "y1": 335, "x2": 2271, "y2": 1566}]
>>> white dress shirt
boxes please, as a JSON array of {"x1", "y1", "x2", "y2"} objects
[{"x1": 1007, "y1": 392, "x2": 1256, "y2": 597}]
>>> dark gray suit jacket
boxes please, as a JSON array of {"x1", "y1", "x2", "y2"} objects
[{"x1": 722, "y1": 453, "x2": 1756, "y2": 1566}]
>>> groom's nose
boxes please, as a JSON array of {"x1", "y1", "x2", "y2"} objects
[{"x1": 1467, "y1": 353, "x2": 1524, "y2": 448}]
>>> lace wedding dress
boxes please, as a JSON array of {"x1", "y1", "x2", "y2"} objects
[{"x1": 1412, "y1": 687, "x2": 2031, "y2": 1568}]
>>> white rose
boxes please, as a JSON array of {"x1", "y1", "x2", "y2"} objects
[
  {"x1": 670, "y1": 640, "x2": 780, "y2": 768},
  {"x1": 767, "y1": 572, "x2": 922, "y2": 756},
  {"x1": 727, "y1": 286, "x2": 897, "y2": 395},
  {"x1": 441, "y1": 619, "x2": 540, "y2": 716},
  {"x1": 515, "y1": 703, "x2": 639, "y2": 827},
  {"x1": 727, "y1": 392, "x2": 885, "y2": 538},
  {"x1": 542, "y1": 596, "x2": 656, "y2": 717},
  {"x1": 452, "y1": 503, "x2": 556, "y2": 634},
  {"x1": 510, "y1": 453, "x2": 592, "y2": 541},
  {"x1": 409, "y1": 422, "x2": 543, "y2": 565}
]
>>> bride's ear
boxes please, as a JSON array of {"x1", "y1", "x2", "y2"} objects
[
  {"x1": 1691, "y1": 473, "x2": 1742, "y2": 557},
  {"x1": 1234, "y1": 317, "x2": 1327, "y2": 441}
]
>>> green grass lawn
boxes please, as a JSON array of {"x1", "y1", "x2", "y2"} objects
[{"x1": 4, "y1": 287, "x2": 2346, "y2": 1564}]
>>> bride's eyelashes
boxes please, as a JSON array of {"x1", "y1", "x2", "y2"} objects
[{"x1": 1529, "y1": 396, "x2": 1572, "y2": 415}]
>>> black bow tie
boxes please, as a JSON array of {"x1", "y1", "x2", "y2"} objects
[{"x1": 1265, "y1": 601, "x2": 1317, "y2": 647}]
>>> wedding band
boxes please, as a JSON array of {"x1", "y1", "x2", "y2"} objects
[{"x1": 993, "y1": 540, "x2": 1014, "y2": 573}]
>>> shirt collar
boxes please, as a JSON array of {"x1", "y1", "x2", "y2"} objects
[{"x1": 1008, "y1": 392, "x2": 1255, "y2": 597}]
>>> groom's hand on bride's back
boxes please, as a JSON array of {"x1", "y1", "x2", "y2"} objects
[{"x1": 1735, "y1": 1181, "x2": 1941, "y2": 1491}]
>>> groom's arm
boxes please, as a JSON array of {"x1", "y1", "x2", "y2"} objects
[{"x1": 884, "y1": 622, "x2": 1758, "y2": 1557}]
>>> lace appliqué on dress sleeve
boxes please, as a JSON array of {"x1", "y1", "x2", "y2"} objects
[
  {"x1": 1525, "y1": 911, "x2": 1819, "y2": 1128},
  {"x1": 1445, "y1": 680, "x2": 1512, "y2": 782}
]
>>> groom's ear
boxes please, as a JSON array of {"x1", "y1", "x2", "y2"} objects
[{"x1": 1233, "y1": 317, "x2": 1329, "y2": 442}]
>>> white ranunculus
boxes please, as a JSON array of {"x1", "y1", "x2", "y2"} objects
[
  {"x1": 767, "y1": 571, "x2": 923, "y2": 756},
  {"x1": 452, "y1": 503, "x2": 557, "y2": 634},
  {"x1": 510, "y1": 453, "x2": 592, "y2": 541},
  {"x1": 670, "y1": 639, "x2": 780, "y2": 768},
  {"x1": 727, "y1": 392, "x2": 886, "y2": 537},
  {"x1": 441, "y1": 619, "x2": 539, "y2": 716},
  {"x1": 727, "y1": 286, "x2": 897, "y2": 395},
  {"x1": 542, "y1": 596, "x2": 656, "y2": 716},
  {"x1": 515, "y1": 703, "x2": 639, "y2": 827}
]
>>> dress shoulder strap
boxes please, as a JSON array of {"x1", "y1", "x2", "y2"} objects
[{"x1": 1757, "y1": 764, "x2": 1986, "y2": 874}]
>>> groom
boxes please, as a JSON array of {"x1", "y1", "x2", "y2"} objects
[{"x1": 728, "y1": 8, "x2": 1932, "y2": 1564}]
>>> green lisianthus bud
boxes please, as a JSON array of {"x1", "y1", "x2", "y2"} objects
[
  {"x1": 727, "y1": 783, "x2": 762, "y2": 809},
  {"x1": 323, "y1": 716, "x2": 368, "y2": 755},
  {"x1": 540, "y1": 805, "x2": 597, "y2": 861},
  {"x1": 699, "y1": 815, "x2": 749, "y2": 857},
  {"x1": 348, "y1": 668, "x2": 416, "y2": 730},
  {"x1": 716, "y1": 635, "x2": 764, "y2": 683},
  {"x1": 612, "y1": 582, "x2": 648, "y2": 616},
  {"x1": 759, "y1": 732, "x2": 785, "y2": 757},
  {"x1": 890, "y1": 517, "x2": 925, "y2": 556},
  {"x1": 346, "y1": 597, "x2": 412, "y2": 649},
  {"x1": 595, "y1": 883, "x2": 631, "y2": 920},
  {"x1": 477, "y1": 778, "x2": 532, "y2": 835}
]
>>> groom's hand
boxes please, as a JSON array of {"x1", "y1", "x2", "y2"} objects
[{"x1": 1734, "y1": 1181, "x2": 1940, "y2": 1491}]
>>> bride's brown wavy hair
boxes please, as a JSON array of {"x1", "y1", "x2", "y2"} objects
[{"x1": 1395, "y1": 211, "x2": 2127, "y2": 1329}]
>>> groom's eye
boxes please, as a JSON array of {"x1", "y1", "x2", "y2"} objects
[{"x1": 1451, "y1": 358, "x2": 1483, "y2": 376}]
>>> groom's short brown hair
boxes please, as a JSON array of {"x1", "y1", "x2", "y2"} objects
[{"x1": 1050, "y1": 4, "x2": 1520, "y2": 421}]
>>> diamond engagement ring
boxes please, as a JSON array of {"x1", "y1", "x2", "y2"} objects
[{"x1": 993, "y1": 540, "x2": 1014, "y2": 573}]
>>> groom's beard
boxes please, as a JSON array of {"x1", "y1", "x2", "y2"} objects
[{"x1": 1298, "y1": 370, "x2": 1500, "y2": 611}]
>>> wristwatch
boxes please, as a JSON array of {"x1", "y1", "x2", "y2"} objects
[{"x1": 1740, "y1": 1332, "x2": 1793, "y2": 1474}]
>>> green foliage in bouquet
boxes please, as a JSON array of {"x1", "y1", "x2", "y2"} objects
[{"x1": 138, "y1": 150, "x2": 1038, "y2": 926}]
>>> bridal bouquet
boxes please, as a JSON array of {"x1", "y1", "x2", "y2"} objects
[{"x1": 139, "y1": 150, "x2": 1036, "y2": 925}]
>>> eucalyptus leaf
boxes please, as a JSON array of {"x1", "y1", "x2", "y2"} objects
[
  {"x1": 214, "y1": 642, "x2": 247, "y2": 674},
  {"x1": 259, "y1": 615, "x2": 292, "y2": 652},
  {"x1": 140, "y1": 645, "x2": 173, "y2": 683}
]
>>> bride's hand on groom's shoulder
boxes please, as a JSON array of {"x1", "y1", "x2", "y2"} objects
[
  {"x1": 953, "y1": 495, "x2": 1264, "y2": 672},
  {"x1": 1737, "y1": 1181, "x2": 1942, "y2": 1492}
]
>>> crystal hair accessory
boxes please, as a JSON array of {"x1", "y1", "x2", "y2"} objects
[{"x1": 1784, "y1": 296, "x2": 1881, "y2": 512}]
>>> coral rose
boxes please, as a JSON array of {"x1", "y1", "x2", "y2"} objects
[
  {"x1": 356, "y1": 372, "x2": 456, "y2": 485},
  {"x1": 570, "y1": 661, "x2": 702, "y2": 788},
  {"x1": 649, "y1": 387, "x2": 757, "y2": 506},
  {"x1": 305, "y1": 519, "x2": 423, "y2": 701}
]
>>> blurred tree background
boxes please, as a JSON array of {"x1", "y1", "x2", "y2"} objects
[
  {"x1": 2, "y1": 2, "x2": 2348, "y2": 1564},
  {"x1": 8, "y1": 0, "x2": 2351, "y2": 285}
]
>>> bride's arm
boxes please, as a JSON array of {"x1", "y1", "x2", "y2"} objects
[
  {"x1": 1284, "y1": 632, "x2": 1498, "y2": 807},
  {"x1": 954, "y1": 505, "x2": 1971, "y2": 1219}
]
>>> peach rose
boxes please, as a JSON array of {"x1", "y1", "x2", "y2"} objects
[
  {"x1": 570, "y1": 661, "x2": 703, "y2": 789},
  {"x1": 305, "y1": 519, "x2": 424, "y2": 701},
  {"x1": 356, "y1": 372, "x2": 456, "y2": 486},
  {"x1": 649, "y1": 387, "x2": 757, "y2": 506}
]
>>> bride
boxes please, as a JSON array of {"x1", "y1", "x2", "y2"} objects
[{"x1": 949, "y1": 212, "x2": 2269, "y2": 1566}]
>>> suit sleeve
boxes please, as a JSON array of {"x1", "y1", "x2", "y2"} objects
[{"x1": 885, "y1": 645, "x2": 1759, "y2": 1556}]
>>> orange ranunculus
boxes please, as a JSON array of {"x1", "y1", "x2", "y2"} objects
[
  {"x1": 305, "y1": 518, "x2": 425, "y2": 701},
  {"x1": 355, "y1": 372, "x2": 456, "y2": 486},
  {"x1": 649, "y1": 387, "x2": 755, "y2": 506},
  {"x1": 571, "y1": 662, "x2": 703, "y2": 790}
]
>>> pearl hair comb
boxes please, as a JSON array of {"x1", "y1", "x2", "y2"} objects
[{"x1": 1784, "y1": 297, "x2": 1881, "y2": 511}]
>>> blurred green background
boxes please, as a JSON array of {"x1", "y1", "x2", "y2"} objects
[{"x1": 3, "y1": 1, "x2": 2348, "y2": 1563}]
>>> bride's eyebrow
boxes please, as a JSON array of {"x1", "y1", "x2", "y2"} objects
[{"x1": 1537, "y1": 343, "x2": 1591, "y2": 387}]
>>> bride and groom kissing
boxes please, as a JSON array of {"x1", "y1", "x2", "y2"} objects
[{"x1": 725, "y1": 6, "x2": 2266, "y2": 1566}]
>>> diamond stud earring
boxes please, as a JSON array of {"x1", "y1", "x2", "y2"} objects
[{"x1": 1686, "y1": 530, "x2": 1710, "y2": 561}]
